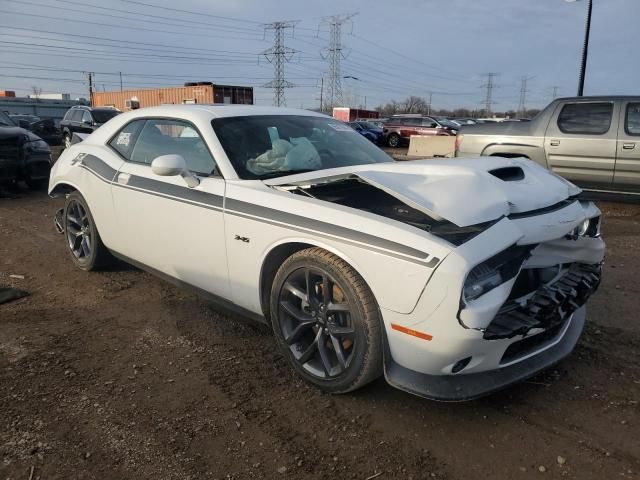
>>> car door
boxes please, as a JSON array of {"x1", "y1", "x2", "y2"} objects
[
  {"x1": 544, "y1": 100, "x2": 618, "y2": 189},
  {"x1": 80, "y1": 110, "x2": 94, "y2": 134},
  {"x1": 109, "y1": 117, "x2": 230, "y2": 299},
  {"x1": 70, "y1": 109, "x2": 84, "y2": 135},
  {"x1": 613, "y1": 100, "x2": 640, "y2": 193}
]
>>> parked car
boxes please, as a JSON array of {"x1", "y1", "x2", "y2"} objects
[
  {"x1": 60, "y1": 106, "x2": 121, "y2": 149},
  {"x1": 9, "y1": 115, "x2": 63, "y2": 146},
  {"x1": 383, "y1": 116, "x2": 457, "y2": 147},
  {"x1": 449, "y1": 118, "x2": 477, "y2": 127},
  {"x1": 0, "y1": 110, "x2": 51, "y2": 188},
  {"x1": 348, "y1": 120, "x2": 383, "y2": 143},
  {"x1": 456, "y1": 96, "x2": 640, "y2": 194},
  {"x1": 49, "y1": 105, "x2": 604, "y2": 401}
]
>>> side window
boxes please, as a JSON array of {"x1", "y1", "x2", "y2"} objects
[
  {"x1": 63, "y1": 110, "x2": 74, "y2": 121},
  {"x1": 109, "y1": 119, "x2": 146, "y2": 160},
  {"x1": 625, "y1": 103, "x2": 640, "y2": 136},
  {"x1": 421, "y1": 118, "x2": 438, "y2": 128},
  {"x1": 404, "y1": 118, "x2": 422, "y2": 126},
  {"x1": 71, "y1": 110, "x2": 84, "y2": 122},
  {"x1": 557, "y1": 102, "x2": 613, "y2": 135},
  {"x1": 129, "y1": 119, "x2": 217, "y2": 176},
  {"x1": 82, "y1": 111, "x2": 93, "y2": 124}
]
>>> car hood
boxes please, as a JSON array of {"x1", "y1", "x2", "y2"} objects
[{"x1": 264, "y1": 157, "x2": 581, "y2": 227}]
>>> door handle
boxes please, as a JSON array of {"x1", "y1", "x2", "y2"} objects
[
  {"x1": 117, "y1": 172, "x2": 131, "y2": 185},
  {"x1": 622, "y1": 142, "x2": 636, "y2": 150},
  {"x1": 549, "y1": 139, "x2": 560, "y2": 147}
]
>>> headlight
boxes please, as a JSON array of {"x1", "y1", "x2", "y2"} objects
[
  {"x1": 464, "y1": 268, "x2": 503, "y2": 301},
  {"x1": 567, "y1": 216, "x2": 601, "y2": 239},
  {"x1": 462, "y1": 245, "x2": 533, "y2": 303}
]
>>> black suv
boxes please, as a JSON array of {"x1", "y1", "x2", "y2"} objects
[{"x1": 60, "y1": 106, "x2": 120, "y2": 148}]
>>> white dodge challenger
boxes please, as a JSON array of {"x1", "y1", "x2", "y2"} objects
[{"x1": 49, "y1": 105, "x2": 605, "y2": 401}]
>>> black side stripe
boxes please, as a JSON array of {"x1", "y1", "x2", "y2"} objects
[
  {"x1": 78, "y1": 154, "x2": 439, "y2": 266},
  {"x1": 225, "y1": 198, "x2": 433, "y2": 262}
]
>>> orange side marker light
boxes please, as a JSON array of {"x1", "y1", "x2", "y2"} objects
[{"x1": 391, "y1": 323, "x2": 433, "y2": 341}]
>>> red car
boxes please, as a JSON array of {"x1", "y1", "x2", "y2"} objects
[{"x1": 383, "y1": 116, "x2": 457, "y2": 147}]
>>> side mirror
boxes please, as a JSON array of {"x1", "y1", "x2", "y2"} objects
[{"x1": 151, "y1": 154, "x2": 199, "y2": 188}]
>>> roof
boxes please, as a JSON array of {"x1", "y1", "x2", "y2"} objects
[
  {"x1": 554, "y1": 95, "x2": 640, "y2": 102},
  {"x1": 112, "y1": 104, "x2": 329, "y2": 121}
]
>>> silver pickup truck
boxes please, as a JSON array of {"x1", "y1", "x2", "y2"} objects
[{"x1": 455, "y1": 96, "x2": 640, "y2": 194}]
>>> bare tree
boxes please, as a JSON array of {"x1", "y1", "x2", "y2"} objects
[{"x1": 31, "y1": 85, "x2": 42, "y2": 101}]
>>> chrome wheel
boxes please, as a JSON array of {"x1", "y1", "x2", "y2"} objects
[
  {"x1": 278, "y1": 267, "x2": 355, "y2": 379},
  {"x1": 65, "y1": 199, "x2": 91, "y2": 260},
  {"x1": 388, "y1": 133, "x2": 400, "y2": 148}
]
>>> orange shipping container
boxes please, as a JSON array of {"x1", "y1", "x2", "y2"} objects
[
  {"x1": 0, "y1": 90, "x2": 16, "y2": 97},
  {"x1": 92, "y1": 84, "x2": 253, "y2": 111}
]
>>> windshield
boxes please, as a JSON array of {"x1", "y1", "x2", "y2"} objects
[
  {"x1": 211, "y1": 115, "x2": 393, "y2": 180},
  {"x1": 92, "y1": 109, "x2": 120, "y2": 123},
  {"x1": 0, "y1": 110, "x2": 17, "y2": 127}
]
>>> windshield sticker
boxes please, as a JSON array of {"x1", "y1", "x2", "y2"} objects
[
  {"x1": 328, "y1": 122, "x2": 356, "y2": 132},
  {"x1": 116, "y1": 132, "x2": 131, "y2": 146}
]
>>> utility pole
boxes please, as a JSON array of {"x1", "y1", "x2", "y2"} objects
[
  {"x1": 261, "y1": 21, "x2": 298, "y2": 107},
  {"x1": 481, "y1": 73, "x2": 497, "y2": 117},
  {"x1": 319, "y1": 77, "x2": 324, "y2": 112},
  {"x1": 119, "y1": 72, "x2": 123, "y2": 92},
  {"x1": 86, "y1": 71, "x2": 94, "y2": 106},
  {"x1": 319, "y1": 13, "x2": 357, "y2": 110},
  {"x1": 552, "y1": 86, "x2": 559, "y2": 99},
  {"x1": 427, "y1": 92, "x2": 433, "y2": 116}
]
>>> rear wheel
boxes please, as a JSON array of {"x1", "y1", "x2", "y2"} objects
[
  {"x1": 387, "y1": 133, "x2": 401, "y2": 148},
  {"x1": 270, "y1": 248, "x2": 383, "y2": 393},
  {"x1": 63, "y1": 192, "x2": 112, "y2": 271}
]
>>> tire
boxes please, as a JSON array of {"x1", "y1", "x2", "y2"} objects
[
  {"x1": 63, "y1": 192, "x2": 112, "y2": 271},
  {"x1": 270, "y1": 247, "x2": 383, "y2": 393},
  {"x1": 387, "y1": 133, "x2": 401, "y2": 148},
  {"x1": 63, "y1": 132, "x2": 71, "y2": 150}
]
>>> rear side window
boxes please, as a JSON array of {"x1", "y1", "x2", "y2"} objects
[
  {"x1": 63, "y1": 110, "x2": 74, "y2": 121},
  {"x1": 625, "y1": 103, "x2": 640, "y2": 135},
  {"x1": 71, "y1": 110, "x2": 84, "y2": 122},
  {"x1": 82, "y1": 111, "x2": 93, "y2": 124},
  {"x1": 109, "y1": 119, "x2": 146, "y2": 160},
  {"x1": 557, "y1": 102, "x2": 613, "y2": 134}
]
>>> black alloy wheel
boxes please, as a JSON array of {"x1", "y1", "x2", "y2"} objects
[{"x1": 270, "y1": 248, "x2": 382, "y2": 393}]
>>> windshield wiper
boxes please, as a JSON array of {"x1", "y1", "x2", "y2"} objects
[{"x1": 258, "y1": 169, "x2": 314, "y2": 180}]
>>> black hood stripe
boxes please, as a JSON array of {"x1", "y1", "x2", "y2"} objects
[{"x1": 77, "y1": 154, "x2": 438, "y2": 266}]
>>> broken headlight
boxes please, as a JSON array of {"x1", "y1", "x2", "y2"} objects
[
  {"x1": 566, "y1": 216, "x2": 601, "y2": 239},
  {"x1": 462, "y1": 245, "x2": 534, "y2": 302}
]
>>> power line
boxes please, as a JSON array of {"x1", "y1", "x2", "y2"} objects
[
  {"x1": 319, "y1": 13, "x2": 357, "y2": 109},
  {"x1": 261, "y1": 21, "x2": 299, "y2": 107}
]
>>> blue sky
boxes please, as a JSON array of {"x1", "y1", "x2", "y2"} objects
[{"x1": 0, "y1": 0, "x2": 637, "y2": 110}]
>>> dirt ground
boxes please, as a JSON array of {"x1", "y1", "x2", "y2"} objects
[{"x1": 1, "y1": 185, "x2": 639, "y2": 480}]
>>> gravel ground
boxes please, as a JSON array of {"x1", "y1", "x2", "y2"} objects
[{"x1": 1, "y1": 184, "x2": 639, "y2": 480}]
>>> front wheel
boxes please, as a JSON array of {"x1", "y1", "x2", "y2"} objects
[
  {"x1": 63, "y1": 192, "x2": 112, "y2": 271},
  {"x1": 270, "y1": 248, "x2": 383, "y2": 393}
]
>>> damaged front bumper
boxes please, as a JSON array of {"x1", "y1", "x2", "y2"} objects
[{"x1": 383, "y1": 306, "x2": 587, "y2": 401}]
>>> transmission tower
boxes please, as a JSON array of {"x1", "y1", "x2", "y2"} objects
[
  {"x1": 261, "y1": 21, "x2": 298, "y2": 107},
  {"x1": 481, "y1": 73, "x2": 497, "y2": 117},
  {"x1": 517, "y1": 77, "x2": 534, "y2": 117},
  {"x1": 319, "y1": 13, "x2": 357, "y2": 109}
]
